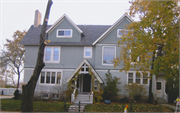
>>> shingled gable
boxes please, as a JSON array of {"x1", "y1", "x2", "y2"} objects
[
  {"x1": 92, "y1": 14, "x2": 134, "y2": 45},
  {"x1": 66, "y1": 59, "x2": 103, "y2": 83},
  {"x1": 46, "y1": 14, "x2": 83, "y2": 34}
]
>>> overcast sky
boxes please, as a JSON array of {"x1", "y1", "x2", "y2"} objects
[
  {"x1": 0, "y1": 0, "x2": 132, "y2": 82},
  {"x1": 0, "y1": 0, "x2": 132, "y2": 46}
]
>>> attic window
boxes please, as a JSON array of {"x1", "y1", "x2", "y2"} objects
[
  {"x1": 57, "y1": 29, "x2": 72, "y2": 37},
  {"x1": 117, "y1": 29, "x2": 128, "y2": 38}
]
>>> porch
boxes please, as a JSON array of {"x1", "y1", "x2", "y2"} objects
[{"x1": 66, "y1": 59, "x2": 103, "y2": 104}]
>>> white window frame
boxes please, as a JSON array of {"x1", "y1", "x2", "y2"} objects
[
  {"x1": 39, "y1": 69, "x2": 63, "y2": 86},
  {"x1": 84, "y1": 47, "x2": 92, "y2": 58},
  {"x1": 127, "y1": 71, "x2": 149, "y2": 85},
  {"x1": 117, "y1": 29, "x2": 129, "y2": 38},
  {"x1": 129, "y1": 49, "x2": 140, "y2": 64},
  {"x1": 56, "y1": 29, "x2": 72, "y2": 38},
  {"x1": 102, "y1": 46, "x2": 116, "y2": 66},
  {"x1": 44, "y1": 46, "x2": 60, "y2": 63}
]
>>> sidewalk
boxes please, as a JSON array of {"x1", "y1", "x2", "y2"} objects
[
  {"x1": 0, "y1": 95, "x2": 14, "y2": 99},
  {"x1": 161, "y1": 104, "x2": 177, "y2": 111}
]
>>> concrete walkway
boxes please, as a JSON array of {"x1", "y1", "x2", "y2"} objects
[
  {"x1": 0, "y1": 95, "x2": 14, "y2": 99},
  {"x1": 161, "y1": 104, "x2": 177, "y2": 112}
]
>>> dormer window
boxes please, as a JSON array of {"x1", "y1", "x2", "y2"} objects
[
  {"x1": 117, "y1": 29, "x2": 128, "y2": 38},
  {"x1": 57, "y1": 29, "x2": 72, "y2": 38}
]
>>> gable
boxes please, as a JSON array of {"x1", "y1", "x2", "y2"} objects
[
  {"x1": 93, "y1": 14, "x2": 133, "y2": 45},
  {"x1": 47, "y1": 18, "x2": 82, "y2": 42},
  {"x1": 98, "y1": 17, "x2": 131, "y2": 44}
]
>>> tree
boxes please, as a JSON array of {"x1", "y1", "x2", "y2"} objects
[
  {"x1": 113, "y1": 0, "x2": 179, "y2": 103},
  {"x1": 21, "y1": 0, "x2": 52, "y2": 112},
  {"x1": 0, "y1": 30, "x2": 26, "y2": 89},
  {"x1": 103, "y1": 70, "x2": 121, "y2": 101}
]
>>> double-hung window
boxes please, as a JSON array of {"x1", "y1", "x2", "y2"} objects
[
  {"x1": 44, "y1": 47, "x2": 60, "y2": 63},
  {"x1": 117, "y1": 29, "x2": 128, "y2": 38},
  {"x1": 57, "y1": 29, "x2": 72, "y2": 37},
  {"x1": 102, "y1": 46, "x2": 116, "y2": 65},
  {"x1": 40, "y1": 70, "x2": 62, "y2": 85},
  {"x1": 84, "y1": 47, "x2": 92, "y2": 58},
  {"x1": 127, "y1": 71, "x2": 149, "y2": 85}
]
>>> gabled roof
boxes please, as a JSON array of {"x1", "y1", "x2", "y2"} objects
[
  {"x1": 46, "y1": 14, "x2": 83, "y2": 34},
  {"x1": 20, "y1": 25, "x2": 110, "y2": 45},
  {"x1": 92, "y1": 14, "x2": 134, "y2": 45},
  {"x1": 66, "y1": 59, "x2": 104, "y2": 83}
]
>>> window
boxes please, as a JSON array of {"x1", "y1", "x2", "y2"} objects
[
  {"x1": 117, "y1": 29, "x2": 128, "y2": 37},
  {"x1": 103, "y1": 46, "x2": 116, "y2": 65},
  {"x1": 143, "y1": 73, "x2": 148, "y2": 84},
  {"x1": 136, "y1": 73, "x2": 140, "y2": 84},
  {"x1": 156, "y1": 82, "x2": 161, "y2": 90},
  {"x1": 44, "y1": 47, "x2": 60, "y2": 63},
  {"x1": 40, "y1": 71, "x2": 62, "y2": 85},
  {"x1": 80, "y1": 63, "x2": 89, "y2": 74},
  {"x1": 84, "y1": 47, "x2": 92, "y2": 58},
  {"x1": 128, "y1": 73, "x2": 133, "y2": 83},
  {"x1": 127, "y1": 71, "x2": 149, "y2": 85},
  {"x1": 41, "y1": 94, "x2": 49, "y2": 99},
  {"x1": 57, "y1": 29, "x2": 72, "y2": 37}
]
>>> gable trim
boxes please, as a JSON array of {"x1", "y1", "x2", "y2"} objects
[
  {"x1": 92, "y1": 14, "x2": 134, "y2": 45},
  {"x1": 46, "y1": 14, "x2": 83, "y2": 34},
  {"x1": 66, "y1": 59, "x2": 103, "y2": 83}
]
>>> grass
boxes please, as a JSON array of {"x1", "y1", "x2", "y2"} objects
[
  {"x1": 1, "y1": 99, "x2": 71, "y2": 112},
  {"x1": 84, "y1": 102, "x2": 174, "y2": 112}
]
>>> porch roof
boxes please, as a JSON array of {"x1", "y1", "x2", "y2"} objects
[{"x1": 66, "y1": 59, "x2": 104, "y2": 83}]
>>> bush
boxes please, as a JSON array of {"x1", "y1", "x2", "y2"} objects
[
  {"x1": 13, "y1": 89, "x2": 20, "y2": 99},
  {"x1": 93, "y1": 89, "x2": 103, "y2": 103},
  {"x1": 120, "y1": 96, "x2": 129, "y2": 103},
  {"x1": 103, "y1": 70, "x2": 121, "y2": 101},
  {"x1": 125, "y1": 83, "x2": 147, "y2": 102}
]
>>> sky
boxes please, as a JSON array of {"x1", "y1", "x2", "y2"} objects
[{"x1": 0, "y1": 0, "x2": 132, "y2": 82}]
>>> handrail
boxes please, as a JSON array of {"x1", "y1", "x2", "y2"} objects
[
  {"x1": 164, "y1": 92, "x2": 168, "y2": 102},
  {"x1": 90, "y1": 91, "x2": 93, "y2": 103},
  {"x1": 71, "y1": 88, "x2": 76, "y2": 103}
]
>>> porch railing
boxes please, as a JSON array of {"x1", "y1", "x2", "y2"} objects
[
  {"x1": 71, "y1": 88, "x2": 76, "y2": 103},
  {"x1": 90, "y1": 91, "x2": 93, "y2": 103},
  {"x1": 163, "y1": 92, "x2": 168, "y2": 102}
]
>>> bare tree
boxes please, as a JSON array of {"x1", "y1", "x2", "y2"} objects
[
  {"x1": 21, "y1": 0, "x2": 53, "y2": 111},
  {"x1": 0, "y1": 30, "x2": 26, "y2": 89}
]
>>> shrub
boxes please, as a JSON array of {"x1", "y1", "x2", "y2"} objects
[
  {"x1": 120, "y1": 96, "x2": 129, "y2": 103},
  {"x1": 13, "y1": 89, "x2": 20, "y2": 99},
  {"x1": 103, "y1": 70, "x2": 121, "y2": 101},
  {"x1": 125, "y1": 83, "x2": 147, "y2": 102},
  {"x1": 93, "y1": 89, "x2": 104, "y2": 103}
]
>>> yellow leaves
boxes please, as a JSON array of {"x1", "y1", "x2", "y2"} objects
[{"x1": 44, "y1": 40, "x2": 50, "y2": 45}]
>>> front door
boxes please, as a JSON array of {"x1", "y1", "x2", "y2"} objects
[
  {"x1": 156, "y1": 81, "x2": 163, "y2": 97},
  {"x1": 83, "y1": 74, "x2": 91, "y2": 92}
]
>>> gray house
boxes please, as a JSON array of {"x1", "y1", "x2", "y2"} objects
[{"x1": 20, "y1": 10, "x2": 167, "y2": 103}]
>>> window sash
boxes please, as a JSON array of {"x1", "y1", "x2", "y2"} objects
[
  {"x1": 57, "y1": 29, "x2": 72, "y2": 37},
  {"x1": 45, "y1": 47, "x2": 60, "y2": 62},
  {"x1": 40, "y1": 71, "x2": 62, "y2": 85},
  {"x1": 84, "y1": 47, "x2": 92, "y2": 58},
  {"x1": 103, "y1": 47, "x2": 115, "y2": 64}
]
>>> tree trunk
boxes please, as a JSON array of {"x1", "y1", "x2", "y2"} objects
[
  {"x1": 16, "y1": 68, "x2": 20, "y2": 89},
  {"x1": 21, "y1": 0, "x2": 52, "y2": 112},
  {"x1": 148, "y1": 51, "x2": 155, "y2": 103}
]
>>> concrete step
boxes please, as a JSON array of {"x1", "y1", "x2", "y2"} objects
[{"x1": 157, "y1": 98, "x2": 168, "y2": 104}]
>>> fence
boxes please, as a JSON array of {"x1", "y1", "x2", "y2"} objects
[{"x1": 0, "y1": 88, "x2": 22, "y2": 95}]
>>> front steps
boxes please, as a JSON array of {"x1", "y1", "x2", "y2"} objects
[
  {"x1": 74, "y1": 93, "x2": 92, "y2": 104},
  {"x1": 68, "y1": 104, "x2": 85, "y2": 112},
  {"x1": 157, "y1": 97, "x2": 168, "y2": 104}
]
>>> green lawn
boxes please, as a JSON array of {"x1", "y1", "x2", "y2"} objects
[
  {"x1": 84, "y1": 103, "x2": 174, "y2": 112},
  {"x1": 1, "y1": 99, "x2": 71, "y2": 112}
]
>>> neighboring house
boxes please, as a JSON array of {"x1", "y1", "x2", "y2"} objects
[{"x1": 20, "y1": 10, "x2": 167, "y2": 103}]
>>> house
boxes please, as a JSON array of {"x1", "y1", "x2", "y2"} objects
[{"x1": 20, "y1": 10, "x2": 167, "y2": 103}]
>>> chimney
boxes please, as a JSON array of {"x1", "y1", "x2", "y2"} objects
[{"x1": 34, "y1": 10, "x2": 41, "y2": 27}]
